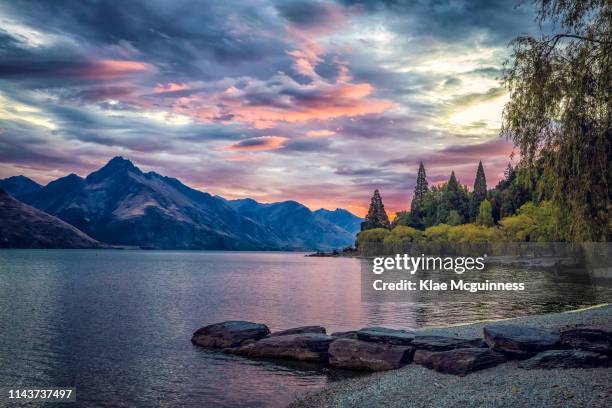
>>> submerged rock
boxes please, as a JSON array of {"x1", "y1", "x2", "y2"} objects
[
  {"x1": 329, "y1": 338, "x2": 414, "y2": 371},
  {"x1": 414, "y1": 348, "x2": 508, "y2": 376},
  {"x1": 560, "y1": 326, "x2": 612, "y2": 354},
  {"x1": 192, "y1": 321, "x2": 270, "y2": 348},
  {"x1": 519, "y1": 349, "x2": 609, "y2": 369},
  {"x1": 226, "y1": 333, "x2": 335, "y2": 362},
  {"x1": 356, "y1": 327, "x2": 415, "y2": 345},
  {"x1": 483, "y1": 324, "x2": 560, "y2": 357},
  {"x1": 411, "y1": 335, "x2": 486, "y2": 351},
  {"x1": 269, "y1": 326, "x2": 326, "y2": 337}
]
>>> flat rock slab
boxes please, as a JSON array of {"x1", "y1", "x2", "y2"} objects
[
  {"x1": 519, "y1": 349, "x2": 609, "y2": 369},
  {"x1": 192, "y1": 321, "x2": 270, "y2": 348},
  {"x1": 414, "y1": 347, "x2": 508, "y2": 376},
  {"x1": 226, "y1": 333, "x2": 335, "y2": 362},
  {"x1": 356, "y1": 327, "x2": 415, "y2": 345},
  {"x1": 269, "y1": 326, "x2": 326, "y2": 337},
  {"x1": 411, "y1": 335, "x2": 486, "y2": 351},
  {"x1": 560, "y1": 326, "x2": 612, "y2": 354},
  {"x1": 483, "y1": 324, "x2": 560, "y2": 357},
  {"x1": 331, "y1": 331, "x2": 359, "y2": 339},
  {"x1": 329, "y1": 338, "x2": 414, "y2": 371}
]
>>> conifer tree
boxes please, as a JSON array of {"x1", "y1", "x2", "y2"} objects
[
  {"x1": 409, "y1": 162, "x2": 429, "y2": 228},
  {"x1": 470, "y1": 161, "x2": 487, "y2": 221},
  {"x1": 411, "y1": 162, "x2": 428, "y2": 210},
  {"x1": 361, "y1": 189, "x2": 390, "y2": 231}
]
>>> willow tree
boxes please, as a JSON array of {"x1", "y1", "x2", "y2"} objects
[{"x1": 501, "y1": 0, "x2": 611, "y2": 241}]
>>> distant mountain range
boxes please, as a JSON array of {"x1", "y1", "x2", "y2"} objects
[
  {"x1": 0, "y1": 189, "x2": 102, "y2": 248},
  {"x1": 0, "y1": 157, "x2": 361, "y2": 250}
]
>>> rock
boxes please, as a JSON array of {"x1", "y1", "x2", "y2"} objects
[
  {"x1": 269, "y1": 326, "x2": 326, "y2": 337},
  {"x1": 414, "y1": 348, "x2": 508, "y2": 376},
  {"x1": 483, "y1": 324, "x2": 560, "y2": 357},
  {"x1": 413, "y1": 349, "x2": 435, "y2": 366},
  {"x1": 560, "y1": 326, "x2": 612, "y2": 354},
  {"x1": 519, "y1": 350, "x2": 609, "y2": 369},
  {"x1": 226, "y1": 333, "x2": 335, "y2": 362},
  {"x1": 356, "y1": 327, "x2": 415, "y2": 345},
  {"x1": 328, "y1": 338, "x2": 414, "y2": 371},
  {"x1": 191, "y1": 321, "x2": 270, "y2": 348},
  {"x1": 331, "y1": 331, "x2": 359, "y2": 339},
  {"x1": 411, "y1": 335, "x2": 487, "y2": 351}
]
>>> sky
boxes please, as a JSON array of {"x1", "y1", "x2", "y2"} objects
[{"x1": 0, "y1": 0, "x2": 540, "y2": 216}]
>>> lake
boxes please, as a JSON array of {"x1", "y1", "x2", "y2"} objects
[{"x1": 0, "y1": 250, "x2": 610, "y2": 407}]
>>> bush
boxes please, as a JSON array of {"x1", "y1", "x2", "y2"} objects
[
  {"x1": 383, "y1": 226, "x2": 423, "y2": 244},
  {"x1": 499, "y1": 201, "x2": 561, "y2": 241},
  {"x1": 357, "y1": 228, "x2": 390, "y2": 247},
  {"x1": 424, "y1": 224, "x2": 452, "y2": 242},
  {"x1": 447, "y1": 224, "x2": 501, "y2": 243}
]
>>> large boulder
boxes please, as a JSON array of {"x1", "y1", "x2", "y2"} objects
[
  {"x1": 192, "y1": 321, "x2": 270, "y2": 348},
  {"x1": 328, "y1": 338, "x2": 414, "y2": 371},
  {"x1": 414, "y1": 348, "x2": 508, "y2": 376},
  {"x1": 560, "y1": 326, "x2": 612, "y2": 354},
  {"x1": 519, "y1": 350, "x2": 609, "y2": 369},
  {"x1": 269, "y1": 325, "x2": 326, "y2": 337},
  {"x1": 225, "y1": 333, "x2": 335, "y2": 362},
  {"x1": 331, "y1": 330, "x2": 359, "y2": 339},
  {"x1": 356, "y1": 327, "x2": 415, "y2": 345},
  {"x1": 411, "y1": 335, "x2": 487, "y2": 351},
  {"x1": 483, "y1": 324, "x2": 560, "y2": 357}
]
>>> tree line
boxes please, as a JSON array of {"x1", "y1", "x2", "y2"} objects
[
  {"x1": 359, "y1": 159, "x2": 560, "y2": 244},
  {"x1": 360, "y1": 0, "x2": 610, "y2": 243}
]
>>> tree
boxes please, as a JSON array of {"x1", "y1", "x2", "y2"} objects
[
  {"x1": 470, "y1": 161, "x2": 487, "y2": 221},
  {"x1": 409, "y1": 162, "x2": 429, "y2": 228},
  {"x1": 447, "y1": 210, "x2": 463, "y2": 226},
  {"x1": 411, "y1": 162, "x2": 429, "y2": 209},
  {"x1": 445, "y1": 171, "x2": 470, "y2": 222},
  {"x1": 475, "y1": 200, "x2": 494, "y2": 227},
  {"x1": 361, "y1": 189, "x2": 390, "y2": 231},
  {"x1": 501, "y1": 0, "x2": 611, "y2": 241}
]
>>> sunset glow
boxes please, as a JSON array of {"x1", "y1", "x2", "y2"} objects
[{"x1": 0, "y1": 0, "x2": 535, "y2": 215}]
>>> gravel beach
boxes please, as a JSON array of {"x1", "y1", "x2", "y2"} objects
[{"x1": 289, "y1": 304, "x2": 612, "y2": 408}]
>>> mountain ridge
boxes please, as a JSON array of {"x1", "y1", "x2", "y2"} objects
[
  {"x1": 1, "y1": 157, "x2": 361, "y2": 250},
  {"x1": 0, "y1": 188, "x2": 103, "y2": 248}
]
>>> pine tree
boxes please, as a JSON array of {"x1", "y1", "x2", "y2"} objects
[
  {"x1": 411, "y1": 162, "x2": 428, "y2": 210},
  {"x1": 361, "y1": 189, "x2": 390, "y2": 231},
  {"x1": 470, "y1": 161, "x2": 487, "y2": 221},
  {"x1": 409, "y1": 162, "x2": 429, "y2": 228},
  {"x1": 447, "y1": 171, "x2": 459, "y2": 192}
]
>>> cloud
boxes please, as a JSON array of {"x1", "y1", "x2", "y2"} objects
[
  {"x1": 223, "y1": 136, "x2": 288, "y2": 151},
  {"x1": 0, "y1": 0, "x2": 538, "y2": 214}
]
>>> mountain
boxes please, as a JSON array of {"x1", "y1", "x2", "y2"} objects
[
  {"x1": 0, "y1": 189, "x2": 102, "y2": 248},
  {"x1": 10, "y1": 157, "x2": 358, "y2": 250},
  {"x1": 227, "y1": 199, "x2": 357, "y2": 250},
  {"x1": 313, "y1": 208, "x2": 362, "y2": 236},
  {"x1": 19, "y1": 157, "x2": 279, "y2": 250},
  {"x1": 0, "y1": 175, "x2": 42, "y2": 200}
]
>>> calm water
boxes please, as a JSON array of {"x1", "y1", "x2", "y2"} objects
[{"x1": 0, "y1": 250, "x2": 610, "y2": 407}]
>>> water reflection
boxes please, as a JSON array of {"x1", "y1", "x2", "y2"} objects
[{"x1": 0, "y1": 250, "x2": 610, "y2": 407}]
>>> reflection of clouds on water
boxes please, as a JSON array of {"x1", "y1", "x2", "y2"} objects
[{"x1": 0, "y1": 250, "x2": 610, "y2": 407}]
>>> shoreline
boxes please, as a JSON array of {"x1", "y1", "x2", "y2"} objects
[{"x1": 289, "y1": 304, "x2": 612, "y2": 408}]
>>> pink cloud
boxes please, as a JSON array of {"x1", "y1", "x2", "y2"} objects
[
  {"x1": 71, "y1": 59, "x2": 153, "y2": 79},
  {"x1": 153, "y1": 82, "x2": 189, "y2": 93},
  {"x1": 307, "y1": 129, "x2": 336, "y2": 137}
]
